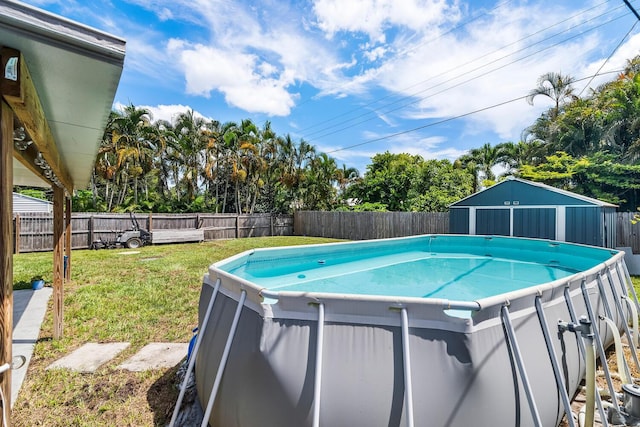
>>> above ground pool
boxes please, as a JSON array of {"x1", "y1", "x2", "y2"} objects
[{"x1": 191, "y1": 235, "x2": 634, "y2": 427}]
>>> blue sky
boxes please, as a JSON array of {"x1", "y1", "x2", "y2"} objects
[{"x1": 22, "y1": 0, "x2": 640, "y2": 174}]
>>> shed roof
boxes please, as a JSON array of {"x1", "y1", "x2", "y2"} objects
[
  {"x1": 13, "y1": 191, "x2": 52, "y2": 212},
  {"x1": 450, "y1": 177, "x2": 618, "y2": 208},
  {"x1": 0, "y1": 0, "x2": 125, "y2": 189}
]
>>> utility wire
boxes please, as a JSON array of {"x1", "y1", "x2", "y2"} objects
[
  {"x1": 303, "y1": 1, "x2": 628, "y2": 140},
  {"x1": 300, "y1": 0, "x2": 613, "y2": 134},
  {"x1": 578, "y1": 19, "x2": 639, "y2": 96},
  {"x1": 326, "y1": 70, "x2": 623, "y2": 154},
  {"x1": 296, "y1": 0, "x2": 516, "y2": 113},
  {"x1": 313, "y1": 11, "x2": 631, "y2": 142}
]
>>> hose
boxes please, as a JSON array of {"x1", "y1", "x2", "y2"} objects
[
  {"x1": 623, "y1": 296, "x2": 639, "y2": 349},
  {"x1": 602, "y1": 316, "x2": 632, "y2": 384}
]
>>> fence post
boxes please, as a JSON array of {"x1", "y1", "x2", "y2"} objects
[
  {"x1": 88, "y1": 215, "x2": 94, "y2": 247},
  {"x1": 14, "y1": 214, "x2": 20, "y2": 254},
  {"x1": 235, "y1": 215, "x2": 240, "y2": 238},
  {"x1": 148, "y1": 212, "x2": 153, "y2": 232}
]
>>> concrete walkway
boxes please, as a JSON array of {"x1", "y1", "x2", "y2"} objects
[{"x1": 12, "y1": 287, "x2": 52, "y2": 406}]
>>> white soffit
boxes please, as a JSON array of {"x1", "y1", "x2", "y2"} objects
[{"x1": 0, "y1": 0, "x2": 125, "y2": 189}]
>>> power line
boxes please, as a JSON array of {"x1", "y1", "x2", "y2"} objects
[
  {"x1": 578, "y1": 19, "x2": 639, "y2": 96},
  {"x1": 312, "y1": 10, "x2": 631, "y2": 143},
  {"x1": 326, "y1": 70, "x2": 623, "y2": 154},
  {"x1": 302, "y1": 1, "x2": 628, "y2": 141},
  {"x1": 295, "y1": 0, "x2": 516, "y2": 114}
]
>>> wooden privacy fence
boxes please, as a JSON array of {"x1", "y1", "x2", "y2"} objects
[
  {"x1": 616, "y1": 212, "x2": 640, "y2": 254},
  {"x1": 12, "y1": 212, "x2": 293, "y2": 253},
  {"x1": 294, "y1": 211, "x2": 450, "y2": 240},
  {"x1": 296, "y1": 211, "x2": 640, "y2": 253},
  {"x1": 14, "y1": 210, "x2": 640, "y2": 253}
]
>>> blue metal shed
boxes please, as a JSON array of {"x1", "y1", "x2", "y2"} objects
[{"x1": 449, "y1": 177, "x2": 618, "y2": 248}]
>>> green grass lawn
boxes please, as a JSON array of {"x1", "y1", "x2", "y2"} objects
[{"x1": 11, "y1": 236, "x2": 340, "y2": 426}]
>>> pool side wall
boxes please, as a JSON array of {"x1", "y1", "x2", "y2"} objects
[{"x1": 195, "y1": 236, "x2": 629, "y2": 427}]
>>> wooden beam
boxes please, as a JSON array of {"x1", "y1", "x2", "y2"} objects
[
  {"x1": 53, "y1": 186, "x2": 64, "y2": 339},
  {"x1": 1, "y1": 48, "x2": 74, "y2": 193},
  {"x1": 0, "y1": 100, "x2": 14, "y2": 417},
  {"x1": 65, "y1": 197, "x2": 71, "y2": 282}
]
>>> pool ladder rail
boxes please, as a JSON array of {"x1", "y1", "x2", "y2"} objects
[{"x1": 170, "y1": 259, "x2": 640, "y2": 427}]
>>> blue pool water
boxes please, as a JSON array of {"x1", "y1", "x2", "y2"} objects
[
  {"x1": 227, "y1": 251, "x2": 578, "y2": 300},
  {"x1": 218, "y1": 235, "x2": 614, "y2": 301}
]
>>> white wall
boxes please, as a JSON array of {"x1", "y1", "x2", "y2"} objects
[{"x1": 12, "y1": 193, "x2": 52, "y2": 213}]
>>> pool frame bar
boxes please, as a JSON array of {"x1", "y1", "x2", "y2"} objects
[{"x1": 175, "y1": 235, "x2": 639, "y2": 427}]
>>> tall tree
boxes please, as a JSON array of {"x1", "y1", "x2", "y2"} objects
[
  {"x1": 526, "y1": 72, "x2": 577, "y2": 119},
  {"x1": 458, "y1": 143, "x2": 504, "y2": 188},
  {"x1": 173, "y1": 109, "x2": 208, "y2": 205}
]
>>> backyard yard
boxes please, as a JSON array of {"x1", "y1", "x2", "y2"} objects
[
  {"x1": 10, "y1": 236, "x2": 640, "y2": 426},
  {"x1": 11, "y1": 236, "x2": 340, "y2": 426}
]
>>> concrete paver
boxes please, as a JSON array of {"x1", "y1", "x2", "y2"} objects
[
  {"x1": 47, "y1": 342, "x2": 130, "y2": 373},
  {"x1": 118, "y1": 343, "x2": 188, "y2": 371},
  {"x1": 12, "y1": 287, "x2": 53, "y2": 406}
]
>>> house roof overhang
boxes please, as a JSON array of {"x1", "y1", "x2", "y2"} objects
[{"x1": 0, "y1": 0, "x2": 125, "y2": 191}]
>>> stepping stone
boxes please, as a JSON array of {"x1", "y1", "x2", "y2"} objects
[
  {"x1": 47, "y1": 342, "x2": 130, "y2": 373},
  {"x1": 118, "y1": 343, "x2": 188, "y2": 372}
]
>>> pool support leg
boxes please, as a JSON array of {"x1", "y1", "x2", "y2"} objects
[
  {"x1": 501, "y1": 305, "x2": 543, "y2": 427},
  {"x1": 169, "y1": 278, "x2": 221, "y2": 427},
  {"x1": 564, "y1": 286, "x2": 610, "y2": 426},
  {"x1": 200, "y1": 290, "x2": 247, "y2": 427},
  {"x1": 535, "y1": 296, "x2": 576, "y2": 427},
  {"x1": 620, "y1": 261, "x2": 640, "y2": 315},
  {"x1": 605, "y1": 269, "x2": 640, "y2": 371},
  {"x1": 581, "y1": 281, "x2": 621, "y2": 416},
  {"x1": 400, "y1": 307, "x2": 414, "y2": 427},
  {"x1": 595, "y1": 273, "x2": 634, "y2": 382},
  {"x1": 312, "y1": 303, "x2": 325, "y2": 427}
]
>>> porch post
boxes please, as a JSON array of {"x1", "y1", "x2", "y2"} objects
[
  {"x1": 64, "y1": 196, "x2": 71, "y2": 282},
  {"x1": 0, "y1": 100, "x2": 14, "y2": 415},
  {"x1": 53, "y1": 186, "x2": 64, "y2": 339}
]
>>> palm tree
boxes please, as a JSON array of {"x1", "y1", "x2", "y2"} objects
[
  {"x1": 303, "y1": 153, "x2": 338, "y2": 210},
  {"x1": 336, "y1": 164, "x2": 360, "y2": 203},
  {"x1": 459, "y1": 143, "x2": 503, "y2": 188},
  {"x1": 173, "y1": 109, "x2": 207, "y2": 204},
  {"x1": 497, "y1": 140, "x2": 546, "y2": 174},
  {"x1": 202, "y1": 119, "x2": 223, "y2": 211},
  {"x1": 102, "y1": 104, "x2": 156, "y2": 210},
  {"x1": 526, "y1": 72, "x2": 577, "y2": 119}
]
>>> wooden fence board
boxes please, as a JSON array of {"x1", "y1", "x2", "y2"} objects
[
  {"x1": 617, "y1": 212, "x2": 640, "y2": 254},
  {"x1": 294, "y1": 211, "x2": 450, "y2": 240},
  {"x1": 14, "y1": 211, "x2": 640, "y2": 253},
  {"x1": 12, "y1": 212, "x2": 294, "y2": 252}
]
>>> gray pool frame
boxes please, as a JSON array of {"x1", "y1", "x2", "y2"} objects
[{"x1": 188, "y1": 235, "x2": 637, "y2": 427}]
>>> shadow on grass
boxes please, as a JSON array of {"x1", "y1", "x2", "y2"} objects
[
  {"x1": 14, "y1": 280, "x2": 33, "y2": 291},
  {"x1": 148, "y1": 362, "x2": 182, "y2": 426}
]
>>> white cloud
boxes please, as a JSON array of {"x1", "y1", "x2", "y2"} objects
[
  {"x1": 312, "y1": 0, "x2": 461, "y2": 40},
  {"x1": 169, "y1": 43, "x2": 298, "y2": 116},
  {"x1": 356, "y1": 1, "x2": 628, "y2": 141},
  {"x1": 39, "y1": 0, "x2": 640, "y2": 152},
  {"x1": 113, "y1": 102, "x2": 212, "y2": 125}
]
